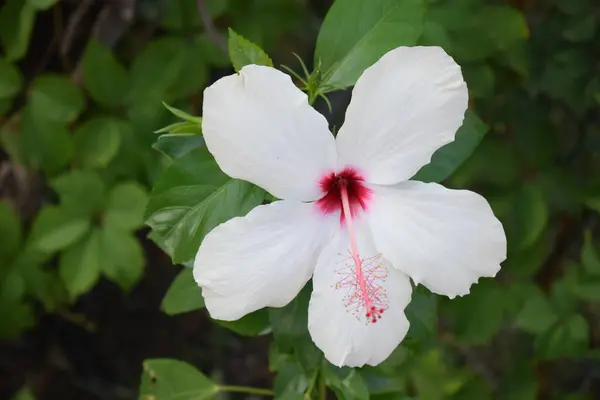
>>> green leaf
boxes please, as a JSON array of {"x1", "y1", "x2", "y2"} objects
[
  {"x1": 314, "y1": 0, "x2": 426, "y2": 90},
  {"x1": 73, "y1": 117, "x2": 123, "y2": 168},
  {"x1": 574, "y1": 278, "x2": 600, "y2": 302},
  {"x1": 51, "y1": 170, "x2": 106, "y2": 218},
  {"x1": 145, "y1": 146, "x2": 265, "y2": 264},
  {"x1": 217, "y1": 308, "x2": 271, "y2": 336},
  {"x1": 10, "y1": 386, "x2": 36, "y2": 400},
  {"x1": 535, "y1": 314, "x2": 589, "y2": 359},
  {"x1": 100, "y1": 227, "x2": 145, "y2": 291},
  {"x1": 161, "y1": 268, "x2": 205, "y2": 315},
  {"x1": 155, "y1": 122, "x2": 202, "y2": 135},
  {"x1": 563, "y1": 14, "x2": 596, "y2": 42},
  {"x1": 581, "y1": 230, "x2": 600, "y2": 276},
  {"x1": 270, "y1": 285, "x2": 310, "y2": 350},
  {"x1": 59, "y1": 229, "x2": 102, "y2": 299},
  {"x1": 228, "y1": 28, "x2": 274, "y2": 71},
  {"x1": 323, "y1": 363, "x2": 370, "y2": 400},
  {"x1": 404, "y1": 285, "x2": 437, "y2": 347},
  {"x1": 449, "y1": 280, "x2": 505, "y2": 345},
  {"x1": 273, "y1": 360, "x2": 309, "y2": 400},
  {"x1": 162, "y1": 103, "x2": 202, "y2": 124},
  {"x1": 28, "y1": 206, "x2": 91, "y2": 253},
  {"x1": 0, "y1": 0, "x2": 35, "y2": 61},
  {"x1": 19, "y1": 258, "x2": 68, "y2": 311},
  {"x1": 514, "y1": 287, "x2": 558, "y2": 334},
  {"x1": 0, "y1": 201, "x2": 22, "y2": 262},
  {"x1": 140, "y1": 359, "x2": 218, "y2": 400},
  {"x1": 153, "y1": 134, "x2": 205, "y2": 160},
  {"x1": 26, "y1": 0, "x2": 57, "y2": 10},
  {"x1": 0, "y1": 58, "x2": 23, "y2": 98},
  {"x1": 104, "y1": 182, "x2": 148, "y2": 232},
  {"x1": 28, "y1": 74, "x2": 85, "y2": 123},
  {"x1": 0, "y1": 299, "x2": 35, "y2": 340},
  {"x1": 81, "y1": 39, "x2": 129, "y2": 108},
  {"x1": 413, "y1": 110, "x2": 488, "y2": 183},
  {"x1": 20, "y1": 106, "x2": 73, "y2": 175},
  {"x1": 511, "y1": 182, "x2": 549, "y2": 250}
]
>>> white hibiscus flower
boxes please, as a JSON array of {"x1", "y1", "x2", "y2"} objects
[{"x1": 193, "y1": 46, "x2": 507, "y2": 367}]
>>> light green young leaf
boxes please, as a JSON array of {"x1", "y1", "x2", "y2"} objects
[
  {"x1": 228, "y1": 28, "x2": 273, "y2": 71},
  {"x1": 82, "y1": 39, "x2": 129, "y2": 108},
  {"x1": 0, "y1": 58, "x2": 23, "y2": 98},
  {"x1": 51, "y1": 170, "x2": 106, "y2": 218},
  {"x1": 140, "y1": 359, "x2": 219, "y2": 400},
  {"x1": 104, "y1": 182, "x2": 148, "y2": 232},
  {"x1": 413, "y1": 110, "x2": 488, "y2": 183},
  {"x1": 0, "y1": 0, "x2": 35, "y2": 61},
  {"x1": 153, "y1": 134, "x2": 205, "y2": 160},
  {"x1": 100, "y1": 227, "x2": 145, "y2": 291},
  {"x1": 162, "y1": 102, "x2": 202, "y2": 124},
  {"x1": 145, "y1": 146, "x2": 265, "y2": 264},
  {"x1": 28, "y1": 74, "x2": 85, "y2": 123},
  {"x1": 581, "y1": 230, "x2": 600, "y2": 276},
  {"x1": 73, "y1": 117, "x2": 124, "y2": 168},
  {"x1": 59, "y1": 229, "x2": 102, "y2": 299},
  {"x1": 161, "y1": 268, "x2": 205, "y2": 315},
  {"x1": 0, "y1": 201, "x2": 22, "y2": 262},
  {"x1": 28, "y1": 206, "x2": 90, "y2": 253},
  {"x1": 314, "y1": 0, "x2": 426, "y2": 90}
]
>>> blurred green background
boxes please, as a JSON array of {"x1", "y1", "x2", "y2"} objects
[{"x1": 1, "y1": 0, "x2": 599, "y2": 399}]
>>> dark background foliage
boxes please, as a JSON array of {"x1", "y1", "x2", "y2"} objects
[{"x1": 0, "y1": 0, "x2": 599, "y2": 399}]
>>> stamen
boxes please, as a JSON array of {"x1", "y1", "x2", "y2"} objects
[{"x1": 336, "y1": 180, "x2": 388, "y2": 324}]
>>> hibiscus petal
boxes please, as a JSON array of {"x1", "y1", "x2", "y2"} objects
[
  {"x1": 202, "y1": 65, "x2": 336, "y2": 201},
  {"x1": 367, "y1": 181, "x2": 506, "y2": 298},
  {"x1": 308, "y1": 220, "x2": 411, "y2": 367},
  {"x1": 336, "y1": 46, "x2": 468, "y2": 185},
  {"x1": 194, "y1": 201, "x2": 336, "y2": 321}
]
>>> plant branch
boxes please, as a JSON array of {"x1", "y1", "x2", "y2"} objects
[{"x1": 197, "y1": 0, "x2": 227, "y2": 53}]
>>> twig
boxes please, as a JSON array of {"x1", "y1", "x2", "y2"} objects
[{"x1": 197, "y1": 0, "x2": 227, "y2": 53}]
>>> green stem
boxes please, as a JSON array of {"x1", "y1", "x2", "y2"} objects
[
  {"x1": 218, "y1": 385, "x2": 274, "y2": 396},
  {"x1": 304, "y1": 370, "x2": 319, "y2": 399},
  {"x1": 318, "y1": 371, "x2": 327, "y2": 400}
]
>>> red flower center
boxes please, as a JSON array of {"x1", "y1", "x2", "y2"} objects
[{"x1": 316, "y1": 167, "x2": 372, "y2": 221}]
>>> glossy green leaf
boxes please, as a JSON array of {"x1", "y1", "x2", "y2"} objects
[
  {"x1": 323, "y1": 363, "x2": 370, "y2": 400},
  {"x1": 51, "y1": 170, "x2": 106, "y2": 218},
  {"x1": 82, "y1": 39, "x2": 129, "y2": 108},
  {"x1": 140, "y1": 359, "x2": 218, "y2": 400},
  {"x1": 413, "y1": 110, "x2": 488, "y2": 183},
  {"x1": 314, "y1": 0, "x2": 426, "y2": 90},
  {"x1": 153, "y1": 134, "x2": 205, "y2": 160},
  {"x1": 0, "y1": 58, "x2": 23, "y2": 98},
  {"x1": 145, "y1": 146, "x2": 265, "y2": 264},
  {"x1": 73, "y1": 117, "x2": 124, "y2": 168},
  {"x1": 28, "y1": 74, "x2": 85, "y2": 123},
  {"x1": 0, "y1": 0, "x2": 35, "y2": 61},
  {"x1": 0, "y1": 201, "x2": 22, "y2": 262},
  {"x1": 28, "y1": 206, "x2": 91, "y2": 253},
  {"x1": 100, "y1": 227, "x2": 145, "y2": 291},
  {"x1": 104, "y1": 182, "x2": 148, "y2": 232},
  {"x1": 217, "y1": 308, "x2": 271, "y2": 336},
  {"x1": 228, "y1": 28, "x2": 273, "y2": 71},
  {"x1": 581, "y1": 231, "x2": 600, "y2": 276},
  {"x1": 161, "y1": 268, "x2": 205, "y2": 315},
  {"x1": 59, "y1": 229, "x2": 102, "y2": 299}
]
